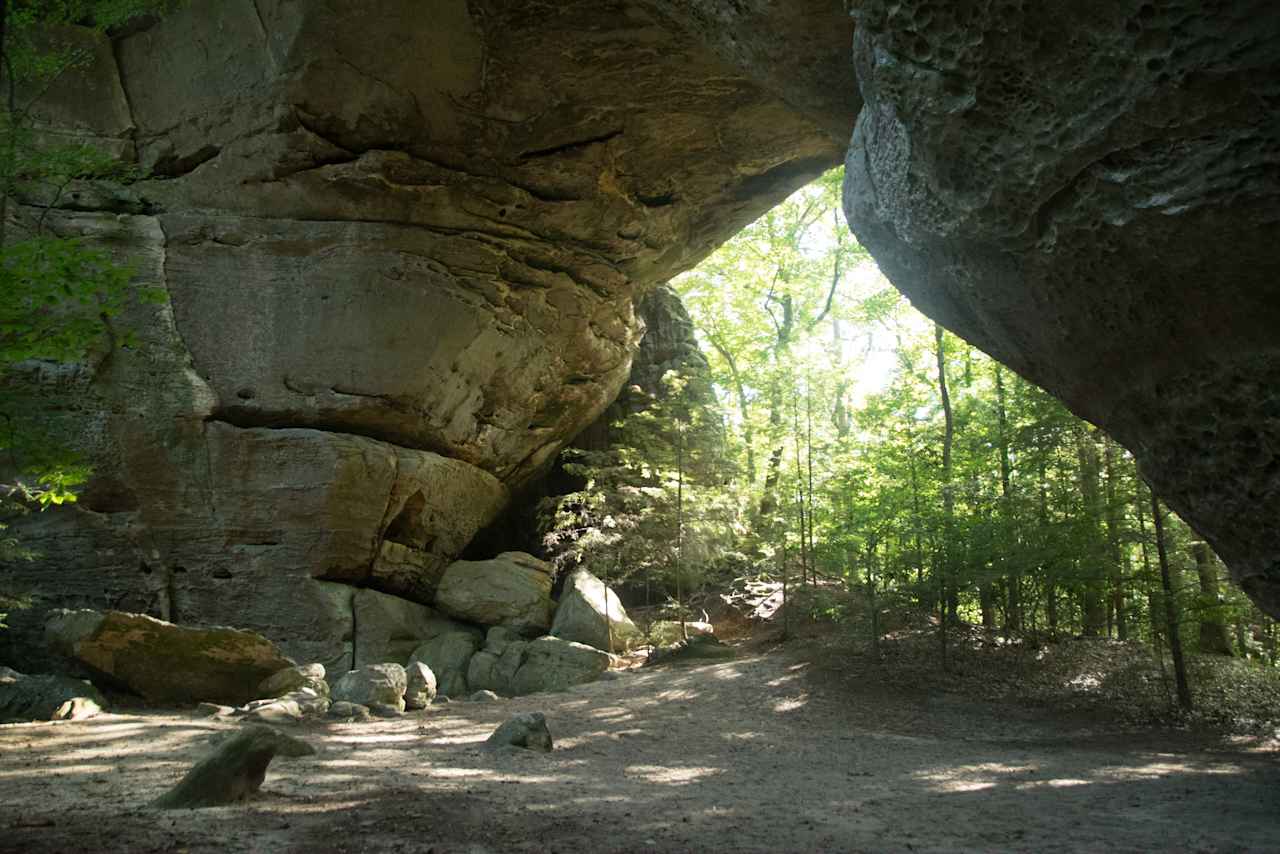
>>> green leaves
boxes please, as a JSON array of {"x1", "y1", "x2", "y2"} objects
[{"x1": 0, "y1": 235, "x2": 133, "y2": 363}]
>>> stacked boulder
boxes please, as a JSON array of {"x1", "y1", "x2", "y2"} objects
[{"x1": 25, "y1": 554, "x2": 703, "y2": 712}]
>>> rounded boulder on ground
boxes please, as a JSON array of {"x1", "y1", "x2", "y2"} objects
[
  {"x1": 331, "y1": 663, "x2": 408, "y2": 714},
  {"x1": 404, "y1": 661, "x2": 437, "y2": 710},
  {"x1": 485, "y1": 712, "x2": 553, "y2": 752},
  {"x1": 550, "y1": 568, "x2": 643, "y2": 653}
]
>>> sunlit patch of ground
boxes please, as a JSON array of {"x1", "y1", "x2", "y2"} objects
[{"x1": 1, "y1": 649, "x2": 1277, "y2": 853}]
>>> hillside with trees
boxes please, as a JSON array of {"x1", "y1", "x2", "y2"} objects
[{"x1": 543, "y1": 168, "x2": 1279, "y2": 717}]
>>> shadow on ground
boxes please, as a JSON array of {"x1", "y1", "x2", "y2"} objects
[{"x1": 1, "y1": 650, "x2": 1277, "y2": 853}]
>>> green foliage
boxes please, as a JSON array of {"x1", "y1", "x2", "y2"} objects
[
  {"x1": 664, "y1": 165, "x2": 1277, "y2": 672},
  {"x1": 0, "y1": 1, "x2": 176, "y2": 619},
  {"x1": 543, "y1": 368, "x2": 736, "y2": 609}
]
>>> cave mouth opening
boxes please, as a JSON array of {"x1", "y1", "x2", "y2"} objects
[{"x1": 506, "y1": 166, "x2": 1272, "y2": 658}]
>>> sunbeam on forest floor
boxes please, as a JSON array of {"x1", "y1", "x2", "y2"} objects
[{"x1": 1, "y1": 639, "x2": 1277, "y2": 854}]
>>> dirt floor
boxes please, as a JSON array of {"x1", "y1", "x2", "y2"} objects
[{"x1": 1, "y1": 636, "x2": 1277, "y2": 853}]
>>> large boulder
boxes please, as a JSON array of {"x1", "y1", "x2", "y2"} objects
[
  {"x1": 0, "y1": 667, "x2": 105, "y2": 723},
  {"x1": 408, "y1": 628, "x2": 484, "y2": 699},
  {"x1": 466, "y1": 628, "x2": 531, "y2": 696},
  {"x1": 843, "y1": 0, "x2": 1280, "y2": 617},
  {"x1": 434, "y1": 553, "x2": 555, "y2": 635},
  {"x1": 350, "y1": 588, "x2": 461, "y2": 669},
  {"x1": 465, "y1": 630, "x2": 609, "y2": 697},
  {"x1": 331, "y1": 663, "x2": 408, "y2": 714},
  {"x1": 44, "y1": 610, "x2": 293, "y2": 706},
  {"x1": 510, "y1": 637, "x2": 611, "y2": 696},
  {"x1": 550, "y1": 568, "x2": 642, "y2": 653}
]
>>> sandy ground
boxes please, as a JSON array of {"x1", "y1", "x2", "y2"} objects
[{"x1": 1, "y1": 645, "x2": 1277, "y2": 854}]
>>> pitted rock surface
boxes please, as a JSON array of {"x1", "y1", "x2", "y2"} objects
[{"x1": 843, "y1": 0, "x2": 1280, "y2": 616}]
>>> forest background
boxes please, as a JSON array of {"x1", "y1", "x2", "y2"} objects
[{"x1": 543, "y1": 167, "x2": 1278, "y2": 712}]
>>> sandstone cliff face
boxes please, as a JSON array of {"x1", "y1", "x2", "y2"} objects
[
  {"x1": 1, "y1": 0, "x2": 856, "y2": 667},
  {"x1": 843, "y1": 0, "x2": 1280, "y2": 616}
]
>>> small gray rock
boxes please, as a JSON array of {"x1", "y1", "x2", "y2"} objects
[
  {"x1": 327, "y1": 701, "x2": 372, "y2": 722},
  {"x1": 468, "y1": 689, "x2": 501, "y2": 703},
  {"x1": 369, "y1": 703, "x2": 404, "y2": 718},
  {"x1": 485, "y1": 712, "x2": 552, "y2": 752},
  {"x1": 196, "y1": 702, "x2": 236, "y2": 718},
  {"x1": 257, "y1": 663, "x2": 327, "y2": 699},
  {"x1": 241, "y1": 699, "x2": 303, "y2": 724}
]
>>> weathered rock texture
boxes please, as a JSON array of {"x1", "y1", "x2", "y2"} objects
[
  {"x1": 1, "y1": 0, "x2": 856, "y2": 668},
  {"x1": 843, "y1": 1, "x2": 1280, "y2": 616},
  {"x1": 434, "y1": 553, "x2": 556, "y2": 635},
  {"x1": 153, "y1": 726, "x2": 315, "y2": 809},
  {"x1": 408, "y1": 628, "x2": 484, "y2": 700},
  {"x1": 0, "y1": 668, "x2": 105, "y2": 723},
  {"x1": 45, "y1": 610, "x2": 293, "y2": 706},
  {"x1": 551, "y1": 569, "x2": 643, "y2": 653},
  {"x1": 331, "y1": 664, "x2": 408, "y2": 714},
  {"x1": 467, "y1": 629, "x2": 611, "y2": 697},
  {"x1": 485, "y1": 712, "x2": 553, "y2": 752}
]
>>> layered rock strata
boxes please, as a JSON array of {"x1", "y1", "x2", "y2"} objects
[{"x1": 1, "y1": 0, "x2": 857, "y2": 666}]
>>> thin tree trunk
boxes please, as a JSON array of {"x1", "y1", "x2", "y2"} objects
[
  {"x1": 909, "y1": 444, "x2": 927, "y2": 597},
  {"x1": 792, "y1": 391, "x2": 808, "y2": 586},
  {"x1": 935, "y1": 324, "x2": 954, "y2": 667},
  {"x1": 994, "y1": 366, "x2": 1021, "y2": 633},
  {"x1": 1190, "y1": 541, "x2": 1233, "y2": 655},
  {"x1": 867, "y1": 538, "x2": 880, "y2": 660},
  {"x1": 1150, "y1": 486, "x2": 1193, "y2": 711},
  {"x1": 759, "y1": 294, "x2": 793, "y2": 518},
  {"x1": 1039, "y1": 455, "x2": 1058, "y2": 640},
  {"x1": 805, "y1": 380, "x2": 816, "y2": 586},
  {"x1": 708, "y1": 338, "x2": 756, "y2": 485},
  {"x1": 676, "y1": 425, "x2": 686, "y2": 642},
  {"x1": 1134, "y1": 486, "x2": 1159, "y2": 653},
  {"x1": 1075, "y1": 428, "x2": 1108, "y2": 636},
  {"x1": 1103, "y1": 437, "x2": 1128, "y2": 640}
]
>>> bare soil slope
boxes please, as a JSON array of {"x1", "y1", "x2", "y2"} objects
[{"x1": 2, "y1": 642, "x2": 1276, "y2": 853}]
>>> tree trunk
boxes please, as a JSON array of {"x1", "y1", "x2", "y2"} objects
[
  {"x1": 1190, "y1": 541, "x2": 1233, "y2": 656},
  {"x1": 866, "y1": 538, "x2": 880, "y2": 659},
  {"x1": 994, "y1": 366, "x2": 1021, "y2": 633},
  {"x1": 979, "y1": 585, "x2": 996, "y2": 630},
  {"x1": 805, "y1": 381, "x2": 816, "y2": 585},
  {"x1": 758, "y1": 294, "x2": 794, "y2": 518},
  {"x1": 791, "y1": 389, "x2": 809, "y2": 586},
  {"x1": 1075, "y1": 428, "x2": 1108, "y2": 637},
  {"x1": 708, "y1": 338, "x2": 756, "y2": 486},
  {"x1": 676, "y1": 425, "x2": 686, "y2": 642},
  {"x1": 1134, "y1": 486, "x2": 1160, "y2": 653},
  {"x1": 1038, "y1": 455, "x2": 1058, "y2": 640},
  {"x1": 935, "y1": 324, "x2": 954, "y2": 668},
  {"x1": 1150, "y1": 487, "x2": 1193, "y2": 711},
  {"x1": 1102, "y1": 437, "x2": 1128, "y2": 640}
]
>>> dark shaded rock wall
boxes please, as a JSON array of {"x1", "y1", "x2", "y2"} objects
[
  {"x1": 843, "y1": 0, "x2": 1280, "y2": 615},
  {"x1": 1, "y1": 0, "x2": 857, "y2": 667}
]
